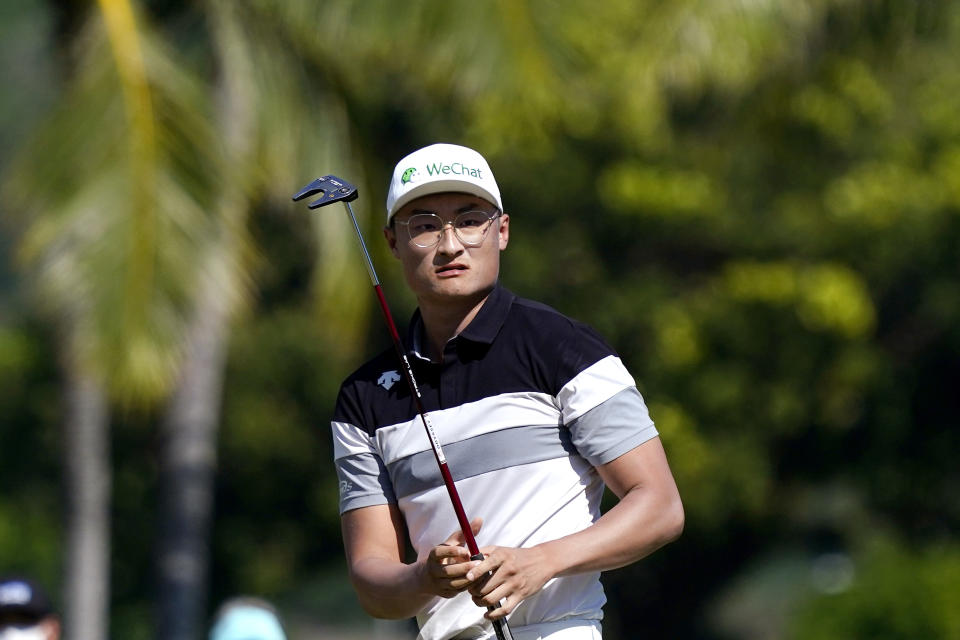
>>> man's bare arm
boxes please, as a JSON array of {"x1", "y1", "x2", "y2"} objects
[
  {"x1": 342, "y1": 503, "x2": 482, "y2": 619},
  {"x1": 547, "y1": 435, "x2": 684, "y2": 573}
]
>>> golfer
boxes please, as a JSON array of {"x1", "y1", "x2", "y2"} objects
[{"x1": 332, "y1": 143, "x2": 684, "y2": 640}]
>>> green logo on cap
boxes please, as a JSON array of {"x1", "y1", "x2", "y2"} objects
[
  {"x1": 425, "y1": 161, "x2": 483, "y2": 179},
  {"x1": 401, "y1": 168, "x2": 417, "y2": 184}
]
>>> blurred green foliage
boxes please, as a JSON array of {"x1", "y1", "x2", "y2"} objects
[
  {"x1": 791, "y1": 539, "x2": 960, "y2": 640},
  {"x1": 0, "y1": 323, "x2": 61, "y2": 585},
  {"x1": 1, "y1": 0, "x2": 959, "y2": 638}
]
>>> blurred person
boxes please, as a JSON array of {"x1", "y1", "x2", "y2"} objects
[
  {"x1": 331, "y1": 143, "x2": 684, "y2": 639},
  {"x1": 0, "y1": 576, "x2": 60, "y2": 640},
  {"x1": 209, "y1": 596, "x2": 287, "y2": 640}
]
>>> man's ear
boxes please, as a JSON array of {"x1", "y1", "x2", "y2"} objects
[
  {"x1": 384, "y1": 225, "x2": 400, "y2": 257},
  {"x1": 497, "y1": 213, "x2": 510, "y2": 251}
]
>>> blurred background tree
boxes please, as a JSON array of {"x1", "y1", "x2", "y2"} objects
[{"x1": 1, "y1": 0, "x2": 958, "y2": 639}]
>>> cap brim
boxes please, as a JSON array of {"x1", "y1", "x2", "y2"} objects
[{"x1": 388, "y1": 180, "x2": 501, "y2": 221}]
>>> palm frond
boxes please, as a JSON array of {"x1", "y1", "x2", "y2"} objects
[{"x1": 5, "y1": 6, "x2": 220, "y2": 404}]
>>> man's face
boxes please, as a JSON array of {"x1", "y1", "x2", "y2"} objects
[
  {"x1": 0, "y1": 617, "x2": 60, "y2": 640},
  {"x1": 385, "y1": 192, "x2": 509, "y2": 307}
]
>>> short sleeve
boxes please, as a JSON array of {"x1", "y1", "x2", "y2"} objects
[
  {"x1": 551, "y1": 321, "x2": 658, "y2": 466},
  {"x1": 331, "y1": 379, "x2": 398, "y2": 514},
  {"x1": 566, "y1": 386, "x2": 658, "y2": 466},
  {"x1": 332, "y1": 420, "x2": 397, "y2": 514}
]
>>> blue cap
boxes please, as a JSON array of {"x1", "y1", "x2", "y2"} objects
[
  {"x1": 209, "y1": 604, "x2": 286, "y2": 640},
  {"x1": 0, "y1": 577, "x2": 54, "y2": 621}
]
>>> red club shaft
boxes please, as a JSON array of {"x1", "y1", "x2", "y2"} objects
[{"x1": 373, "y1": 284, "x2": 480, "y2": 556}]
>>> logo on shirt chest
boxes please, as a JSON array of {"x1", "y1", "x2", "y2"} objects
[{"x1": 377, "y1": 369, "x2": 402, "y2": 390}]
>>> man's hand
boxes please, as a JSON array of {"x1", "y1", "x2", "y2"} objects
[
  {"x1": 465, "y1": 545, "x2": 554, "y2": 620},
  {"x1": 418, "y1": 518, "x2": 484, "y2": 598}
]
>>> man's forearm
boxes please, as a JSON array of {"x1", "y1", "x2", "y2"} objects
[
  {"x1": 536, "y1": 481, "x2": 684, "y2": 579},
  {"x1": 348, "y1": 556, "x2": 434, "y2": 619}
]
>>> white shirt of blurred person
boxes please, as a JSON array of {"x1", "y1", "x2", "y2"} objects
[
  {"x1": 0, "y1": 577, "x2": 60, "y2": 640},
  {"x1": 209, "y1": 596, "x2": 287, "y2": 640}
]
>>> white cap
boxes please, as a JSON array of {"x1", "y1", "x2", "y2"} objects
[{"x1": 385, "y1": 143, "x2": 502, "y2": 223}]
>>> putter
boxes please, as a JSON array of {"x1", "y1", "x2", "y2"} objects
[{"x1": 293, "y1": 175, "x2": 515, "y2": 640}]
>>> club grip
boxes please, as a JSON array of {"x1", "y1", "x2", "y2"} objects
[
  {"x1": 470, "y1": 553, "x2": 515, "y2": 640},
  {"x1": 492, "y1": 618, "x2": 515, "y2": 640}
]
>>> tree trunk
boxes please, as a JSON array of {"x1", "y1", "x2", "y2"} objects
[
  {"x1": 62, "y1": 355, "x2": 111, "y2": 640},
  {"x1": 155, "y1": 275, "x2": 231, "y2": 640},
  {"x1": 156, "y1": 5, "x2": 253, "y2": 637}
]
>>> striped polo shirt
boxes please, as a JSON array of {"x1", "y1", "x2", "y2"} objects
[{"x1": 332, "y1": 284, "x2": 658, "y2": 640}]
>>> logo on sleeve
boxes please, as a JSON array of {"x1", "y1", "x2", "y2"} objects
[{"x1": 377, "y1": 370, "x2": 402, "y2": 390}]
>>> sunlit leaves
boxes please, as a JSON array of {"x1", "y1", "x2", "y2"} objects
[
  {"x1": 722, "y1": 261, "x2": 875, "y2": 338},
  {"x1": 792, "y1": 85, "x2": 859, "y2": 144},
  {"x1": 6, "y1": 13, "x2": 218, "y2": 404},
  {"x1": 651, "y1": 304, "x2": 702, "y2": 369},
  {"x1": 932, "y1": 146, "x2": 960, "y2": 207},
  {"x1": 599, "y1": 163, "x2": 721, "y2": 218},
  {"x1": 825, "y1": 162, "x2": 946, "y2": 227},
  {"x1": 652, "y1": 398, "x2": 773, "y2": 528},
  {"x1": 790, "y1": 540, "x2": 960, "y2": 639},
  {"x1": 723, "y1": 261, "x2": 799, "y2": 305},
  {"x1": 792, "y1": 58, "x2": 894, "y2": 147},
  {"x1": 795, "y1": 264, "x2": 875, "y2": 338}
]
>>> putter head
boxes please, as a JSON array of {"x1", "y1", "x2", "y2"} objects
[{"x1": 292, "y1": 175, "x2": 359, "y2": 209}]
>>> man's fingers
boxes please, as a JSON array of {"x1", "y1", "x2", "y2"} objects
[
  {"x1": 426, "y1": 517, "x2": 488, "y2": 599},
  {"x1": 428, "y1": 545, "x2": 479, "y2": 583},
  {"x1": 465, "y1": 546, "x2": 502, "y2": 582},
  {"x1": 425, "y1": 545, "x2": 482, "y2": 598},
  {"x1": 432, "y1": 557, "x2": 479, "y2": 578},
  {"x1": 447, "y1": 573, "x2": 478, "y2": 591},
  {"x1": 475, "y1": 589, "x2": 515, "y2": 619},
  {"x1": 443, "y1": 517, "x2": 484, "y2": 546},
  {"x1": 433, "y1": 543, "x2": 472, "y2": 564}
]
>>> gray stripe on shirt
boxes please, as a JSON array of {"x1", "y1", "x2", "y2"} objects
[{"x1": 388, "y1": 422, "x2": 577, "y2": 498}]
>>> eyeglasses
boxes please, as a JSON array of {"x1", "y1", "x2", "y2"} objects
[{"x1": 394, "y1": 210, "x2": 501, "y2": 248}]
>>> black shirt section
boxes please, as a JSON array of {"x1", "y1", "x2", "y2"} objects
[{"x1": 333, "y1": 285, "x2": 618, "y2": 437}]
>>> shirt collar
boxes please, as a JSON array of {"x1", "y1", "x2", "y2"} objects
[{"x1": 408, "y1": 283, "x2": 514, "y2": 361}]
